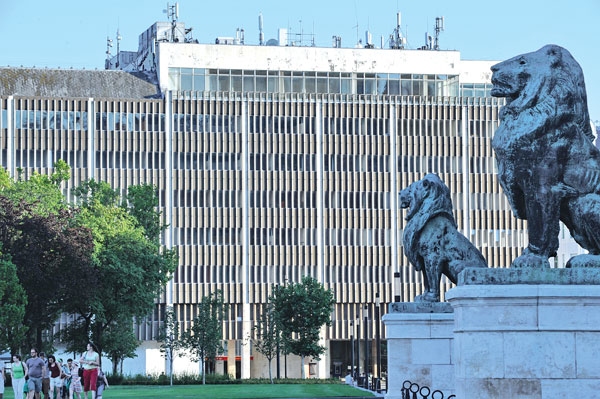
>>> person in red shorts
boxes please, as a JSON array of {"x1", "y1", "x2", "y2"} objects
[{"x1": 78, "y1": 343, "x2": 99, "y2": 399}]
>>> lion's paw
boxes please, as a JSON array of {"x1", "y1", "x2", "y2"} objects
[
  {"x1": 511, "y1": 253, "x2": 551, "y2": 269},
  {"x1": 566, "y1": 254, "x2": 600, "y2": 268}
]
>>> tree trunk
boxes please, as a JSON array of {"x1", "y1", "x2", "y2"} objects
[
  {"x1": 202, "y1": 358, "x2": 206, "y2": 385},
  {"x1": 301, "y1": 355, "x2": 305, "y2": 379},
  {"x1": 111, "y1": 355, "x2": 119, "y2": 375},
  {"x1": 268, "y1": 358, "x2": 273, "y2": 384},
  {"x1": 169, "y1": 353, "x2": 174, "y2": 386}
]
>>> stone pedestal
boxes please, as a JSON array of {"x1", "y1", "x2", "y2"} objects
[
  {"x1": 446, "y1": 268, "x2": 600, "y2": 399},
  {"x1": 382, "y1": 302, "x2": 455, "y2": 399}
]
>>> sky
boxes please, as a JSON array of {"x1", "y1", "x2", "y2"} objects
[{"x1": 0, "y1": 0, "x2": 599, "y2": 120}]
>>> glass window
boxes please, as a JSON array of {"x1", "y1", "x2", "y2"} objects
[
  {"x1": 243, "y1": 76, "x2": 255, "y2": 92},
  {"x1": 193, "y1": 74, "x2": 205, "y2": 91}
]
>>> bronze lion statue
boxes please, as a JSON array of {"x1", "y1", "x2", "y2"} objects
[
  {"x1": 491, "y1": 44, "x2": 600, "y2": 268},
  {"x1": 400, "y1": 174, "x2": 488, "y2": 302}
]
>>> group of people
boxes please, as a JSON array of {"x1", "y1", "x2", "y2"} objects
[{"x1": 4, "y1": 343, "x2": 108, "y2": 399}]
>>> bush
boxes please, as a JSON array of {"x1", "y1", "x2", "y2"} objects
[{"x1": 107, "y1": 372, "x2": 342, "y2": 386}]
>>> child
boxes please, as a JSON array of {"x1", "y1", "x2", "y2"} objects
[
  {"x1": 96, "y1": 369, "x2": 109, "y2": 399},
  {"x1": 69, "y1": 362, "x2": 82, "y2": 399}
]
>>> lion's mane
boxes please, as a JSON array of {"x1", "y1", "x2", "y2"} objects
[
  {"x1": 401, "y1": 174, "x2": 456, "y2": 271},
  {"x1": 491, "y1": 44, "x2": 597, "y2": 219}
]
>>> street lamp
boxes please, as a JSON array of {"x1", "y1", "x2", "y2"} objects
[
  {"x1": 363, "y1": 305, "x2": 369, "y2": 388},
  {"x1": 350, "y1": 320, "x2": 355, "y2": 381},
  {"x1": 375, "y1": 292, "x2": 382, "y2": 392}
]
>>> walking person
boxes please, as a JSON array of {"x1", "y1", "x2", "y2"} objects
[
  {"x1": 68, "y1": 362, "x2": 82, "y2": 399},
  {"x1": 47, "y1": 356, "x2": 63, "y2": 399},
  {"x1": 60, "y1": 359, "x2": 72, "y2": 399},
  {"x1": 26, "y1": 348, "x2": 46, "y2": 399},
  {"x1": 11, "y1": 354, "x2": 29, "y2": 399},
  {"x1": 0, "y1": 358, "x2": 5, "y2": 399},
  {"x1": 79, "y1": 343, "x2": 99, "y2": 399},
  {"x1": 95, "y1": 368, "x2": 109, "y2": 399},
  {"x1": 39, "y1": 353, "x2": 49, "y2": 399}
]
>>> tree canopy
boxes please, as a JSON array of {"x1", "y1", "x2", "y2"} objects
[{"x1": 271, "y1": 276, "x2": 335, "y2": 379}]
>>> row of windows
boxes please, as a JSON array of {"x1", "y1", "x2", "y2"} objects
[
  {"x1": 171, "y1": 226, "x2": 392, "y2": 247},
  {"x1": 169, "y1": 68, "x2": 462, "y2": 97}
]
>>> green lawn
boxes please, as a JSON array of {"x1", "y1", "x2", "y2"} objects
[{"x1": 2, "y1": 383, "x2": 376, "y2": 399}]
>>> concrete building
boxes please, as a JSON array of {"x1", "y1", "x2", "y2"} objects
[{"x1": 1, "y1": 9, "x2": 572, "y2": 381}]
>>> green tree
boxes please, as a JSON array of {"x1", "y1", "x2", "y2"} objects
[
  {"x1": 158, "y1": 307, "x2": 184, "y2": 386},
  {"x1": 0, "y1": 249, "x2": 28, "y2": 354},
  {"x1": 183, "y1": 291, "x2": 227, "y2": 384},
  {"x1": 0, "y1": 192, "x2": 94, "y2": 352},
  {"x1": 102, "y1": 316, "x2": 140, "y2": 375},
  {"x1": 252, "y1": 302, "x2": 282, "y2": 384},
  {"x1": 66, "y1": 180, "x2": 177, "y2": 355},
  {"x1": 271, "y1": 276, "x2": 335, "y2": 379}
]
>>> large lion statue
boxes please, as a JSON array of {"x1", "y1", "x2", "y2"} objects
[
  {"x1": 400, "y1": 174, "x2": 488, "y2": 302},
  {"x1": 491, "y1": 44, "x2": 600, "y2": 268}
]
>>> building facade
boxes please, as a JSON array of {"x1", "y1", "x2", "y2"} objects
[{"x1": 0, "y1": 15, "x2": 552, "y2": 379}]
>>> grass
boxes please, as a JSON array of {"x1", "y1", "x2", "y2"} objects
[{"x1": 2, "y1": 383, "x2": 375, "y2": 399}]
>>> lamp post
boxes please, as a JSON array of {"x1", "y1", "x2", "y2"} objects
[
  {"x1": 363, "y1": 305, "x2": 369, "y2": 388},
  {"x1": 375, "y1": 292, "x2": 382, "y2": 392},
  {"x1": 356, "y1": 317, "x2": 360, "y2": 378},
  {"x1": 350, "y1": 320, "x2": 355, "y2": 381}
]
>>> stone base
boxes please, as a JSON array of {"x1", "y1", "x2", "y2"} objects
[
  {"x1": 446, "y1": 277, "x2": 600, "y2": 399},
  {"x1": 382, "y1": 302, "x2": 455, "y2": 399}
]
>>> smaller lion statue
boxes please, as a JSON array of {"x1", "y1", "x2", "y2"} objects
[
  {"x1": 400, "y1": 174, "x2": 488, "y2": 302},
  {"x1": 491, "y1": 44, "x2": 600, "y2": 268}
]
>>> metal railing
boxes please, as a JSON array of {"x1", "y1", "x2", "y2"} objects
[{"x1": 401, "y1": 380, "x2": 455, "y2": 399}]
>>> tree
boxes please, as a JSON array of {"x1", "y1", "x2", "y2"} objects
[
  {"x1": 183, "y1": 291, "x2": 227, "y2": 384},
  {"x1": 102, "y1": 316, "x2": 140, "y2": 375},
  {"x1": 0, "y1": 177, "x2": 94, "y2": 352},
  {"x1": 158, "y1": 307, "x2": 184, "y2": 385},
  {"x1": 252, "y1": 302, "x2": 282, "y2": 384},
  {"x1": 271, "y1": 276, "x2": 335, "y2": 379},
  {"x1": 0, "y1": 250, "x2": 28, "y2": 354},
  {"x1": 65, "y1": 180, "x2": 177, "y2": 355}
]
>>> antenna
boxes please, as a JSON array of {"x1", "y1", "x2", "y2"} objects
[
  {"x1": 259, "y1": 13, "x2": 264, "y2": 45},
  {"x1": 105, "y1": 36, "x2": 113, "y2": 69},
  {"x1": 166, "y1": 2, "x2": 179, "y2": 42},
  {"x1": 390, "y1": 11, "x2": 404, "y2": 49},
  {"x1": 434, "y1": 16, "x2": 444, "y2": 50}
]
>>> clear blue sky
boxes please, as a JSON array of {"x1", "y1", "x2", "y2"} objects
[{"x1": 1, "y1": 0, "x2": 599, "y2": 120}]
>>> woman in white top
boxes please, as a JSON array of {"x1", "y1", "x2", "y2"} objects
[{"x1": 79, "y1": 343, "x2": 99, "y2": 399}]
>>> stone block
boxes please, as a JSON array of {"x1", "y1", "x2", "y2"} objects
[
  {"x1": 455, "y1": 378, "x2": 541, "y2": 399},
  {"x1": 503, "y1": 332, "x2": 575, "y2": 378},
  {"x1": 454, "y1": 332, "x2": 504, "y2": 378},
  {"x1": 411, "y1": 339, "x2": 451, "y2": 365},
  {"x1": 576, "y1": 332, "x2": 600, "y2": 378}
]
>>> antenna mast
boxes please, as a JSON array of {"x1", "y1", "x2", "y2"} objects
[
  {"x1": 434, "y1": 16, "x2": 444, "y2": 50},
  {"x1": 167, "y1": 2, "x2": 179, "y2": 42}
]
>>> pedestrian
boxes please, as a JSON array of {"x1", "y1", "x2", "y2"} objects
[
  {"x1": 26, "y1": 348, "x2": 46, "y2": 399},
  {"x1": 61, "y1": 359, "x2": 72, "y2": 399},
  {"x1": 68, "y1": 362, "x2": 82, "y2": 399},
  {"x1": 10, "y1": 354, "x2": 28, "y2": 399},
  {"x1": 95, "y1": 368, "x2": 109, "y2": 399},
  {"x1": 79, "y1": 343, "x2": 99, "y2": 399},
  {"x1": 47, "y1": 356, "x2": 62, "y2": 399},
  {"x1": 0, "y1": 358, "x2": 5, "y2": 399},
  {"x1": 39, "y1": 352, "x2": 49, "y2": 399}
]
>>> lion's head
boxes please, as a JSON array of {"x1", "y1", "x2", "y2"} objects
[
  {"x1": 400, "y1": 174, "x2": 455, "y2": 225},
  {"x1": 491, "y1": 44, "x2": 593, "y2": 143}
]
